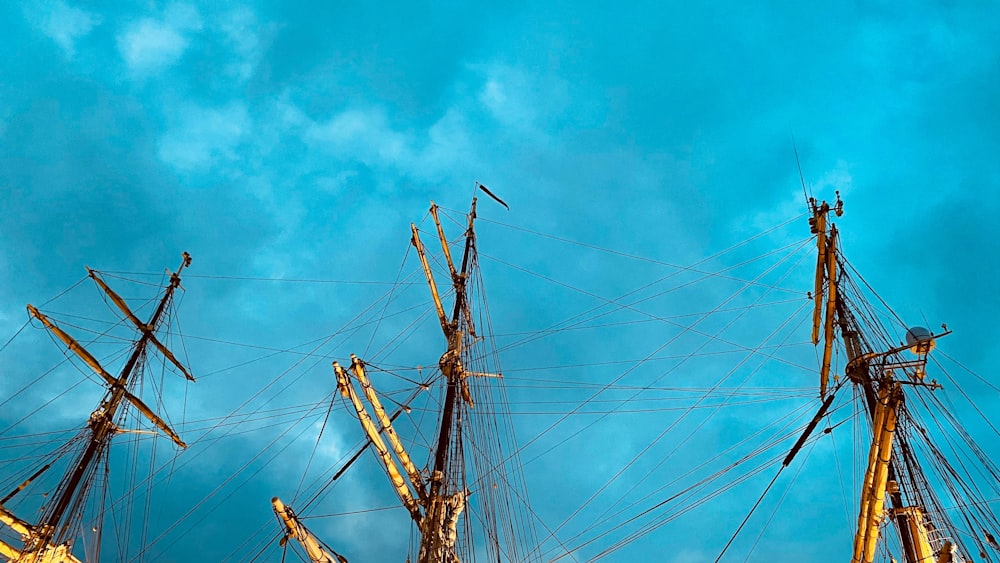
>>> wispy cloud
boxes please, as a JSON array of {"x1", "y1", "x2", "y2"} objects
[
  {"x1": 158, "y1": 102, "x2": 249, "y2": 171},
  {"x1": 306, "y1": 107, "x2": 412, "y2": 168},
  {"x1": 117, "y1": 3, "x2": 201, "y2": 76},
  {"x1": 218, "y1": 6, "x2": 264, "y2": 82},
  {"x1": 478, "y1": 64, "x2": 552, "y2": 132},
  {"x1": 30, "y1": 1, "x2": 100, "y2": 58}
]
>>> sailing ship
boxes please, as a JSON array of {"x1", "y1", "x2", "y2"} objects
[{"x1": 2, "y1": 188, "x2": 999, "y2": 562}]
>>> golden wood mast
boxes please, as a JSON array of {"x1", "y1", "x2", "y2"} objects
[
  {"x1": 808, "y1": 198, "x2": 962, "y2": 563},
  {"x1": 274, "y1": 200, "x2": 483, "y2": 563},
  {"x1": 0, "y1": 253, "x2": 194, "y2": 563}
]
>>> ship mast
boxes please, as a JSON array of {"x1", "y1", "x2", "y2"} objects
[
  {"x1": 274, "y1": 200, "x2": 480, "y2": 563},
  {"x1": 0, "y1": 253, "x2": 193, "y2": 563},
  {"x1": 412, "y1": 200, "x2": 477, "y2": 563},
  {"x1": 809, "y1": 199, "x2": 958, "y2": 563}
]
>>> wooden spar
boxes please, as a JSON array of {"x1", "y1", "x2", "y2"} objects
[
  {"x1": 25, "y1": 306, "x2": 186, "y2": 448},
  {"x1": 819, "y1": 226, "x2": 838, "y2": 397},
  {"x1": 333, "y1": 362, "x2": 423, "y2": 523},
  {"x1": 0, "y1": 541, "x2": 82, "y2": 563},
  {"x1": 412, "y1": 224, "x2": 450, "y2": 337},
  {"x1": 459, "y1": 200, "x2": 478, "y2": 340},
  {"x1": 272, "y1": 497, "x2": 343, "y2": 563},
  {"x1": 811, "y1": 203, "x2": 829, "y2": 345},
  {"x1": 430, "y1": 203, "x2": 458, "y2": 281},
  {"x1": 88, "y1": 268, "x2": 195, "y2": 381},
  {"x1": 86, "y1": 267, "x2": 148, "y2": 328},
  {"x1": 120, "y1": 388, "x2": 187, "y2": 447},
  {"x1": 349, "y1": 355, "x2": 426, "y2": 498},
  {"x1": 808, "y1": 198, "x2": 838, "y2": 398},
  {"x1": 851, "y1": 382, "x2": 902, "y2": 563},
  {"x1": 431, "y1": 202, "x2": 477, "y2": 340},
  {"x1": 27, "y1": 305, "x2": 121, "y2": 387},
  {"x1": 852, "y1": 388, "x2": 888, "y2": 563},
  {"x1": 0, "y1": 540, "x2": 19, "y2": 560},
  {"x1": 0, "y1": 505, "x2": 32, "y2": 537}
]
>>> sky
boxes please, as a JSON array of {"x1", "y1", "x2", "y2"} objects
[{"x1": 2, "y1": 1, "x2": 1000, "y2": 562}]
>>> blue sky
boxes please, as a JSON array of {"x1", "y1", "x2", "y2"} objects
[{"x1": 2, "y1": 1, "x2": 999, "y2": 562}]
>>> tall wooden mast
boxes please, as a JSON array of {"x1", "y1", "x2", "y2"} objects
[
  {"x1": 808, "y1": 199, "x2": 959, "y2": 563},
  {"x1": 0, "y1": 253, "x2": 194, "y2": 563},
  {"x1": 274, "y1": 200, "x2": 480, "y2": 563},
  {"x1": 412, "y1": 200, "x2": 477, "y2": 563}
]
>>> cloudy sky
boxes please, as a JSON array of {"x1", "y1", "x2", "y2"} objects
[{"x1": 2, "y1": 1, "x2": 999, "y2": 562}]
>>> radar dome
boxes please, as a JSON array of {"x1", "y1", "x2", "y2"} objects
[{"x1": 905, "y1": 326, "x2": 935, "y2": 354}]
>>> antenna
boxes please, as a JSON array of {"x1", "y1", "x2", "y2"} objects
[{"x1": 793, "y1": 138, "x2": 812, "y2": 206}]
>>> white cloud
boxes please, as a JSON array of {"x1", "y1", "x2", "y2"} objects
[
  {"x1": 118, "y1": 21, "x2": 186, "y2": 72},
  {"x1": 479, "y1": 67, "x2": 540, "y2": 129},
  {"x1": 32, "y1": 1, "x2": 100, "y2": 58},
  {"x1": 306, "y1": 108, "x2": 413, "y2": 168},
  {"x1": 297, "y1": 62, "x2": 564, "y2": 177},
  {"x1": 219, "y1": 7, "x2": 262, "y2": 81},
  {"x1": 158, "y1": 103, "x2": 249, "y2": 171},
  {"x1": 117, "y1": 4, "x2": 202, "y2": 76},
  {"x1": 423, "y1": 108, "x2": 478, "y2": 177},
  {"x1": 302, "y1": 103, "x2": 492, "y2": 187},
  {"x1": 475, "y1": 63, "x2": 567, "y2": 141},
  {"x1": 275, "y1": 97, "x2": 309, "y2": 129}
]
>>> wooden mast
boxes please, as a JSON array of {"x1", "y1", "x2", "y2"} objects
[
  {"x1": 810, "y1": 199, "x2": 957, "y2": 563},
  {"x1": 0, "y1": 253, "x2": 193, "y2": 563},
  {"x1": 414, "y1": 199, "x2": 477, "y2": 563},
  {"x1": 275, "y1": 200, "x2": 479, "y2": 563}
]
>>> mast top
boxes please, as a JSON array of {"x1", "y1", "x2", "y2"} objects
[{"x1": 808, "y1": 190, "x2": 844, "y2": 218}]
